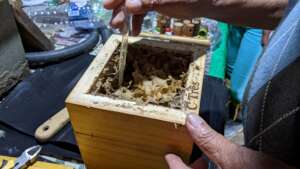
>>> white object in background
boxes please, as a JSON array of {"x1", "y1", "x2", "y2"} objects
[
  {"x1": 70, "y1": 0, "x2": 87, "y2": 8},
  {"x1": 22, "y1": 0, "x2": 46, "y2": 6}
]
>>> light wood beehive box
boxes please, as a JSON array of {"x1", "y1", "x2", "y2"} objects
[{"x1": 66, "y1": 34, "x2": 209, "y2": 169}]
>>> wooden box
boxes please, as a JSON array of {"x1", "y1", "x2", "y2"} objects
[{"x1": 66, "y1": 35, "x2": 209, "y2": 169}]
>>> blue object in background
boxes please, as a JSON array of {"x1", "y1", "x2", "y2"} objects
[
  {"x1": 68, "y1": 1, "x2": 93, "y2": 21},
  {"x1": 68, "y1": 0, "x2": 103, "y2": 29},
  {"x1": 227, "y1": 26, "x2": 263, "y2": 102},
  {"x1": 226, "y1": 26, "x2": 244, "y2": 77}
]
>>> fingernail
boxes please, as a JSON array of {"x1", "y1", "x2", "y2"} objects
[
  {"x1": 128, "y1": 0, "x2": 142, "y2": 7},
  {"x1": 187, "y1": 113, "x2": 204, "y2": 128},
  {"x1": 164, "y1": 154, "x2": 173, "y2": 161}
]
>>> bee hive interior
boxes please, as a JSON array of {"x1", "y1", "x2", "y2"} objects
[{"x1": 89, "y1": 43, "x2": 196, "y2": 109}]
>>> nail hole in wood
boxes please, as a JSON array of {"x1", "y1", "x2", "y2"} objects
[{"x1": 43, "y1": 126, "x2": 49, "y2": 131}]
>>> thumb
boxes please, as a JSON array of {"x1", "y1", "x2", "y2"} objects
[
  {"x1": 165, "y1": 154, "x2": 191, "y2": 169},
  {"x1": 186, "y1": 114, "x2": 240, "y2": 167}
]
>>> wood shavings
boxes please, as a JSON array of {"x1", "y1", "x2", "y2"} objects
[{"x1": 90, "y1": 43, "x2": 193, "y2": 108}]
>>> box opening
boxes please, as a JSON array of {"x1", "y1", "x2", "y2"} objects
[{"x1": 89, "y1": 42, "x2": 195, "y2": 109}]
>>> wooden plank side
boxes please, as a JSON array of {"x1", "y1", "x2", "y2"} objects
[
  {"x1": 183, "y1": 54, "x2": 206, "y2": 114},
  {"x1": 67, "y1": 35, "x2": 120, "y2": 97},
  {"x1": 67, "y1": 103, "x2": 193, "y2": 169},
  {"x1": 68, "y1": 94, "x2": 187, "y2": 125},
  {"x1": 140, "y1": 32, "x2": 210, "y2": 46}
]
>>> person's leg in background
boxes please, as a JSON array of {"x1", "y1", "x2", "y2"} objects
[{"x1": 230, "y1": 28, "x2": 263, "y2": 102}]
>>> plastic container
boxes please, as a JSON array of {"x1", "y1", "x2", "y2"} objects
[{"x1": 165, "y1": 28, "x2": 172, "y2": 35}]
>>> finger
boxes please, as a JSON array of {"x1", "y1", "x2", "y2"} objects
[
  {"x1": 190, "y1": 157, "x2": 208, "y2": 169},
  {"x1": 132, "y1": 14, "x2": 145, "y2": 36},
  {"x1": 186, "y1": 114, "x2": 239, "y2": 166},
  {"x1": 126, "y1": 0, "x2": 149, "y2": 14},
  {"x1": 165, "y1": 154, "x2": 190, "y2": 169},
  {"x1": 126, "y1": 0, "x2": 190, "y2": 14},
  {"x1": 110, "y1": 9, "x2": 125, "y2": 29},
  {"x1": 104, "y1": 0, "x2": 123, "y2": 9}
]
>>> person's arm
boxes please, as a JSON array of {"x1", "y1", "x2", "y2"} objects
[
  {"x1": 262, "y1": 30, "x2": 272, "y2": 47},
  {"x1": 199, "y1": 0, "x2": 288, "y2": 30},
  {"x1": 104, "y1": 0, "x2": 288, "y2": 35}
]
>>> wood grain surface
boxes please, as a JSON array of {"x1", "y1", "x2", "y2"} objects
[
  {"x1": 35, "y1": 108, "x2": 70, "y2": 142},
  {"x1": 66, "y1": 34, "x2": 209, "y2": 169}
]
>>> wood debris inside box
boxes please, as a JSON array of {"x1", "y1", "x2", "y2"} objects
[
  {"x1": 67, "y1": 35, "x2": 208, "y2": 169},
  {"x1": 90, "y1": 43, "x2": 194, "y2": 109}
]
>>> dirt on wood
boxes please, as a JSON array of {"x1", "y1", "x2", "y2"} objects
[{"x1": 90, "y1": 43, "x2": 193, "y2": 108}]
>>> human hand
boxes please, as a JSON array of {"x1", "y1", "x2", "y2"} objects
[
  {"x1": 262, "y1": 30, "x2": 272, "y2": 47},
  {"x1": 165, "y1": 114, "x2": 295, "y2": 169},
  {"x1": 103, "y1": 0, "x2": 208, "y2": 35}
]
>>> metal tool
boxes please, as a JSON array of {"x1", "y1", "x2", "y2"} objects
[
  {"x1": 118, "y1": 7, "x2": 131, "y2": 86},
  {"x1": 13, "y1": 145, "x2": 42, "y2": 169},
  {"x1": 1, "y1": 160, "x2": 8, "y2": 168}
]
